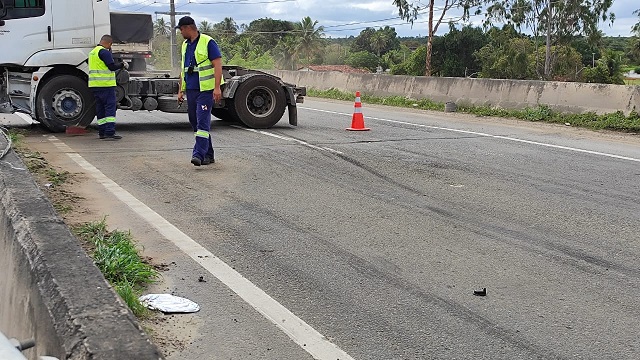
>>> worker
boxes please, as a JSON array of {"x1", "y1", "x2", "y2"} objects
[
  {"x1": 88, "y1": 34, "x2": 127, "y2": 140},
  {"x1": 176, "y1": 16, "x2": 223, "y2": 166}
]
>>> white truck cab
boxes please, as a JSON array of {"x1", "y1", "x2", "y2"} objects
[{"x1": 0, "y1": 0, "x2": 109, "y2": 130}]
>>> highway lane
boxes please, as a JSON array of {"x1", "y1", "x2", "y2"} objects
[{"x1": 24, "y1": 98, "x2": 640, "y2": 359}]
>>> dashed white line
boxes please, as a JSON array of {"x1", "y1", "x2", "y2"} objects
[
  {"x1": 299, "y1": 106, "x2": 640, "y2": 163},
  {"x1": 47, "y1": 136, "x2": 355, "y2": 360}
]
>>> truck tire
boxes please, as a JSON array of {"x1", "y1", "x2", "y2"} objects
[
  {"x1": 36, "y1": 75, "x2": 95, "y2": 132},
  {"x1": 157, "y1": 96, "x2": 188, "y2": 113},
  {"x1": 229, "y1": 76, "x2": 286, "y2": 129}
]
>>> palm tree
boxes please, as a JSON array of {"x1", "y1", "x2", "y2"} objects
[
  {"x1": 236, "y1": 37, "x2": 254, "y2": 58},
  {"x1": 199, "y1": 21, "x2": 214, "y2": 36},
  {"x1": 215, "y1": 17, "x2": 239, "y2": 39},
  {"x1": 371, "y1": 32, "x2": 389, "y2": 57},
  {"x1": 153, "y1": 17, "x2": 170, "y2": 38},
  {"x1": 296, "y1": 16, "x2": 324, "y2": 65},
  {"x1": 274, "y1": 36, "x2": 299, "y2": 70}
]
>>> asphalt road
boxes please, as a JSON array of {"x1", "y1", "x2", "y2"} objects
[{"x1": 21, "y1": 98, "x2": 640, "y2": 359}]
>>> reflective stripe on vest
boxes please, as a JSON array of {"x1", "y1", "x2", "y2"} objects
[
  {"x1": 181, "y1": 34, "x2": 224, "y2": 91},
  {"x1": 88, "y1": 46, "x2": 116, "y2": 88}
]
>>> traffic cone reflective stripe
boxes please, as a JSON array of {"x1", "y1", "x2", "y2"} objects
[{"x1": 347, "y1": 91, "x2": 370, "y2": 131}]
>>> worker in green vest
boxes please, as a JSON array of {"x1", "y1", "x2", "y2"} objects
[
  {"x1": 176, "y1": 16, "x2": 224, "y2": 166},
  {"x1": 88, "y1": 34, "x2": 127, "y2": 140}
]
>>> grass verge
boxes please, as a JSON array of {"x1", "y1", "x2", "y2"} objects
[
  {"x1": 74, "y1": 219, "x2": 158, "y2": 317},
  {"x1": 307, "y1": 88, "x2": 640, "y2": 133}
]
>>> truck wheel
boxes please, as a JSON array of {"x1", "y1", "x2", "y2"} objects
[
  {"x1": 229, "y1": 76, "x2": 286, "y2": 128},
  {"x1": 157, "y1": 96, "x2": 188, "y2": 113},
  {"x1": 36, "y1": 75, "x2": 95, "y2": 132}
]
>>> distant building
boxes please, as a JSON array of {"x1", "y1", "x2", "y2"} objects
[{"x1": 297, "y1": 65, "x2": 370, "y2": 74}]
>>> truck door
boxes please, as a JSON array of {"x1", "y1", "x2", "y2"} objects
[
  {"x1": 50, "y1": 0, "x2": 96, "y2": 49},
  {"x1": 0, "y1": 0, "x2": 52, "y2": 65}
]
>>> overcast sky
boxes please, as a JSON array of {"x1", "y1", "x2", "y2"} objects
[{"x1": 110, "y1": 0, "x2": 639, "y2": 39}]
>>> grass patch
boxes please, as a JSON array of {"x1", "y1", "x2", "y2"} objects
[
  {"x1": 74, "y1": 219, "x2": 158, "y2": 317},
  {"x1": 623, "y1": 78, "x2": 640, "y2": 86},
  {"x1": 46, "y1": 168, "x2": 70, "y2": 186},
  {"x1": 308, "y1": 88, "x2": 640, "y2": 133}
]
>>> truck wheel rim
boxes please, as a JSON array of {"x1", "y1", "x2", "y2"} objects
[
  {"x1": 52, "y1": 89, "x2": 82, "y2": 119},
  {"x1": 246, "y1": 86, "x2": 274, "y2": 118}
]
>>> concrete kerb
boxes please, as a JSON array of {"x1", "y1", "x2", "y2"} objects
[{"x1": 0, "y1": 150, "x2": 163, "y2": 360}]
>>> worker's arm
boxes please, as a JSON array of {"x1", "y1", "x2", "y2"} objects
[
  {"x1": 178, "y1": 74, "x2": 184, "y2": 103},
  {"x1": 212, "y1": 57, "x2": 222, "y2": 103},
  {"x1": 98, "y1": 49, "x2": 125, "y2": 71}
]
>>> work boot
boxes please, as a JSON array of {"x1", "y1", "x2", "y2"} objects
[
  {"x1": 101, "y1": 134, "x2": 122, "y2": 140},
  {"x1": 191, "y1": 157, "x2": 202, "y2": 166},
  {"x1": 202, "y1": 157, "x2": 214, "y2": 165}
]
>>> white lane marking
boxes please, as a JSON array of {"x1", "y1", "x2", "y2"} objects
[
  {"x1": 47, "y1": 136, "x2": 355, "y2": 360},
  {"x1": 231, "y1": 125, "x2": 344, "y2": 155},
  {"x1": 299, "y1": 107, "x2": 640, "y2": 163}
]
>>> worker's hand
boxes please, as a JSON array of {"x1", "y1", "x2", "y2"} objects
[
  {"x1": 213, "y1": 87, "x2": 222, "y2": 104},
  {"x1": 123, "y1": 61, "x2": 129, "y2": 70},
  {"x1": 177, "y1": 91, "x2": 184, "y2": 104}
]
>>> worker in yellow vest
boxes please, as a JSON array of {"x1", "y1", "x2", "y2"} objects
[
  {"x1": 88, "y1": 34, "x2": 127, "y2": 140},
  {"x1": 176, "y1": 16, "x2": 224, "y2": 166}
]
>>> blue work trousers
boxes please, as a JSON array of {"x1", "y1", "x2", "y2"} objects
[
  {"x1": 92, "y1": 88, "x2": 117, "y2": 136},
  {"x1": 186, "y1": 89, "x2": 214, "y2": 161}
]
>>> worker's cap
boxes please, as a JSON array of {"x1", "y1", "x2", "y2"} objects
[{"x1": 176, "y1": 16, "x2": 195, "y2": 29}]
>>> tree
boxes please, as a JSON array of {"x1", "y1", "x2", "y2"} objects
[
  {"x1": 153, "y1": 18, "x2": 171, "y2": 38},
  {"x1": 198, "y1": 21, "x2": 214, "y2": 36},
  {"x1": 393, "y1": 0, "x2": 482, "y2": 76},
  {"x1": 371, "y1": 32, "x2": 389, "y2": 57},
  {"x1": 273, "y1": 36, "x2": 299, "y2": 70},
  {"x1": 431, "y1": 24, "x2": 488, "y2": 77},
  {"x1": 214, "y1": 17, "x2": 239, "y2": 39},
  {"x1": 633, "y1": 9, "x2": 640, "y2": 36},
  {"x1": 346, "y1": 51, "x2": 380, "y2": 72},
  {"x1": 483, "y1": 0, "x2": 614, "y2": 79},
  {"x1": 297, "y1": 16, "x2": 325, "y2": 65},
  {"x1": 244, "y1": 18, "x2": 296, "y2": 54}
]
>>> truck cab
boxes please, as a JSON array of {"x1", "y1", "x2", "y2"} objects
[{"x1": 0, "y1": 0, "x2": 109, "y2": 129}]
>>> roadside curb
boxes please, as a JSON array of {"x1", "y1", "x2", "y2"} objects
[{"x1": 0, "y1": 149, "x2": 163, "y2": 359}]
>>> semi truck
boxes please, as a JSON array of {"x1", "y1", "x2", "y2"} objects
[{"x1": 0, "y1": 0, "x2": 305, "y2": 132}]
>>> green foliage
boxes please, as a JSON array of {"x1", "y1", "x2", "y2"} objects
[
  {"x1": 635, "y1": 67, "x2": 640, "y2": 74},
  {"x1": 351, "y1": 26, "x2": 400, "y2": 57},
  {"x1": 583, "y1": 50, "x2": 625, "y2": 84},
  {"x1": 227, "y1": 52, "x2": 275, "y2": 70},
  {"x1": 391, "y1": 46, "x2": 426, "y2": 76},
  {"x1": 475, "y1": 35, "x2": 535, "y2": 79},
  {"x1": 431, "y1": 24, "x2": 488, "y2": 77},
  {"x1": 296, "y1": 16, "x2": 325, "y2": 65},
  {"x1": 46, "y1": 169, "x2": 69, "y2": 186},
  {"x1": 346, "y1": 51, "x2": 380, "y2": 72},
  {"x1": 74, "y1": 219, "x2": 158, "y2": 318},
  {"x1": 244, "y1": 18, "x2": 296, "y2": 54}
]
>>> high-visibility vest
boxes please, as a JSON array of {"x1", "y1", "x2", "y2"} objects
[
  {"x1": 181, "y1": 33, "x2": 223, "y2": 91},
  {"x1": 88, "y1": 45, "x2": 116, "y2": 88}
]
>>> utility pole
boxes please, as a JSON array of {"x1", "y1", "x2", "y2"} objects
[{"x1": 155, "y1": 0, "x2": 189, "y2": 73}]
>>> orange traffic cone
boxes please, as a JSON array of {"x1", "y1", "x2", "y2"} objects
[{"x1": 346, "y1": 91, "x2": 370, "y2": 131}]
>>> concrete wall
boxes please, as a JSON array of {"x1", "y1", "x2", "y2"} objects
[
  {"x1": 267, "y1": 70, "x2": 640, "y2": 115},
  {"x1": 0, "y1": 150, "x2": 162, "y2": 360}
]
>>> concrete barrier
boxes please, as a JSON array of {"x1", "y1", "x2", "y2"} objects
[
  {"x1": 267, "y1": 70, "x2": 640, "y2": 115},
  {"x1": 0, "y1": 149, "x2": 162, "y2": 360}
]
